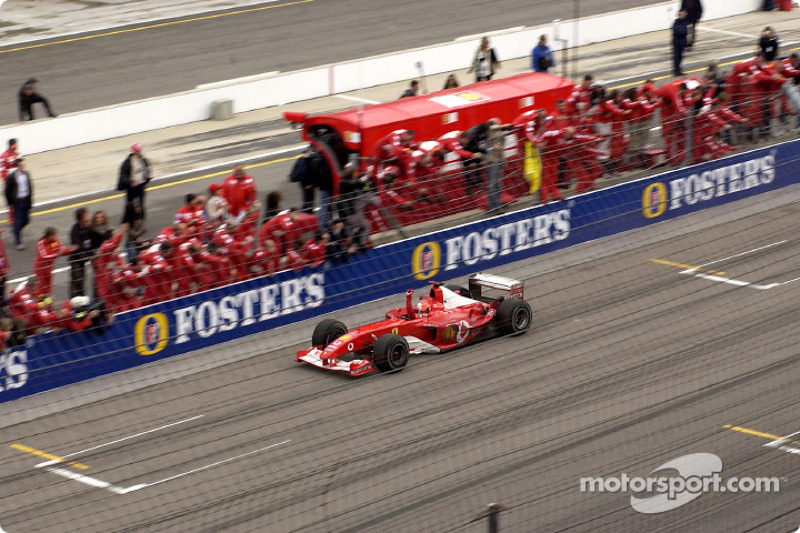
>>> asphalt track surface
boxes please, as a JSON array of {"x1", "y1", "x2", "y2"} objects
[
  {"x1": 0, "y1": 0, "x2": 656, "y2": 125},
  {"x1": 3, "y1": 180, "x2": 800, "y2": 532}
]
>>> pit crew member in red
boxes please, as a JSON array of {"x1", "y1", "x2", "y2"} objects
[
  {"x1": 221, "y1": 164, "x2": 257, "y2": 221},
  {"x1": 34, "y1": 226, "x2": 76, "y2": 298}
]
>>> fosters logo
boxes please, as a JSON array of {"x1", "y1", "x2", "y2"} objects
[
  {"x1": 132, "y1": 273, "x2": 326, "y2": 356},
  {"x1": 412, "y1": 242, "x2": 441, "y2": 280},
  {"x1": 411, "y1": 209, "x2": 571, "y2": 278},
  {"x1": 641, "y1": 153, "x2": 775, "y2": 219},
  {"x1": 135, "y1": 313, "x2": 169, "y2": 356}
]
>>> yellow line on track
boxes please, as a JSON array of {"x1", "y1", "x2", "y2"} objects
[
  {"x1": 0, "y1": 0, "x2": 316, "y2": 54},
  {"x1": 649, "y1": 258, "x2": 726, "y2": 276},
  {"x1": 0, "y1": 155, "x2": 300, "y2": 225},
  {"x1": 10, "y1": 443, "x2": 89, "y2": 470},
  {"x1": 723, "y1": 424, "x2": 787, "y2": 442},
  {"x1": 610, "y1": 45, "x2": 800, "y2": 90}
]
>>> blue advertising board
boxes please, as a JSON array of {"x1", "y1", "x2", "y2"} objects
[{"x1": 0, "y1": 140, "x2": 795, "y2": 402}]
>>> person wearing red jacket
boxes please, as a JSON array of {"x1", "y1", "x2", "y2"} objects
[
  {"x1": 156, "y1": 222, "x2": 189, "y2": 247},
  {"x1": 34, "y1": 227, "x2": 76, "y2": 298},
  {"x1": 221, "y1": 164, "x2": 257, "y2": 220},
  {"x1": 593, "y1": 89, "x2": 631, "y2": 172},
  {"x1": 565, "y1": 75, "x2": 594, "y2": 120},
  {"x1": 301, "y1": 231, "x2": 329, "y2": 269},
  {"x1": 109, "y1": 258, "x2": 145, "y2": 312},
  {"x1": 657, "y1": 80, "x2": 692, "y2": 163},
  {"x1": 57, "y1": 296, "x2": 100, "y2": 333},
  {"x1": 212, "y1": 223, "x2": 249, "y2": 283},
  {"x1": 175, "y1": 239, "x2": 209, "y2": 297},
  {"x1": 369, "y1": 129, "x2": 416, "y2": 181},
  {"x1": 551, "y1": 127, "x2": 603, "y2": 193},
  {"x1": 622, "y1": 86, "x2": 660, "y2": 168},
  {"x1": 250, "y1": 237, "x2": 281, "y2": 278},
  {"x1": 94, "y1": 226, "x2": 126, "y2": 304},
  {"x1": 174, "y1": 194, "x2": 206, "y2": 226},
  {"x1": 7, "y1": 278, "x2": 38, "y2": 326},
  {"x1": 140, "y1": 241, "x2": 176, "y2": 305},
  {"x1": 409, "y1": 141, "x2": 447, "y2": 204},
  {"x1": 521, "y1": 109, "x2": 564, "y2": 204},
  {"x1": 0, "y1": 139, "x2": 19, "y2": 183}
]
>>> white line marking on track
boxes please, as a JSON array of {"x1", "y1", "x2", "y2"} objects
[
  {"x1": 697, "y1": 25, "x2": 756, "y2": 40},
  {"x1": 765, "y1": 430, "x2": 800, "y2": 449},
  {"x1": 47, "y1": 467, "x2": 120, "y2": 491},
  {"x1": 124, "y1": 439, "x2": 291, "y2": 493},
  {"x1": 35, "y1": 414, "x2": 205, "y2": 468},
  {"x1": 693, "y1": 240, "x2": 787, "y2": 269},
  {"x1": 333, "y1": 94, "x2": 381, "y2": 105},
  {"x1": 677, "y1": 240, "x2": 793, "y2": 290}
]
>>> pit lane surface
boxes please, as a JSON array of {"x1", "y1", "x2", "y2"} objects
[
  {"x1": 0, "y1": 0, "x2": 656, "y2": 125},
  {"x1": 3, "y1": 183, "x2": 800, "y2": 532}
]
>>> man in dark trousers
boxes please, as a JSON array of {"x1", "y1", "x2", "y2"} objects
[
  {"x1": 18, "y1": 78, "x2": 56, "y2": 121},
  {"x1": 290, "y1": 145, "x2": 316, "y2": 214},
  {"x1": 672, "y1": 10, "x2": 689, "y2": 76},
  {"x1": 4, "y1": 158, "x2": 33, "y2": 250},
  {"x1": 681, "y1": 0, "x2": 703, "y2": 50},
  {"x1": 117, "y1": 143, "x2": 152, "y2": 215},
  {"x1": 69, "y1": 207, "x2": 94, "y2": 298}
]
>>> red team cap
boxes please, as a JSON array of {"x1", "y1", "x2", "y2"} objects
[
  {"x1": 131, "y1": 143, "x2": 143, "y2": 152},
  {"x1": 208, "y1": 183, "x2": 223, "y2": 193}
]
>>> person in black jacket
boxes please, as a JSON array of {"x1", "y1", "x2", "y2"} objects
[
  {"x1": 18, "y1": 78, "x2": 56, "y2": 122},
  {"x1": 69, "y1": 207, "x2": 94, "y2": 298},
  {"x1": 680, "y1": 0, "x2": 703, "y2": 50},
  {"x1": 4, "y1": 158, "x2": 33, "y2": 250},
  {"x1": 672, "y1": 10, "x2": 690, "y2": 76},
  {"x1": 759, "y1": 27, "x2": 779, "y2": 61},
  {"x1": 117, "y1": 143, "x2": 152, "y2": 214}
]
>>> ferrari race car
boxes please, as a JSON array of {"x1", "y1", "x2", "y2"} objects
[{"x1": 296, "y1": 273, "x2": 531, "y2": 376}]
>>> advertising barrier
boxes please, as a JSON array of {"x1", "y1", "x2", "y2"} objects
[{"x1": 2, "y1": 139, "x2": 795, "y2": 403}]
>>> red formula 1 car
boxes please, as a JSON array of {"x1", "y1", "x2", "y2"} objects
[{"x1": 296, "y1": 273, "x2": 532, "y2": 376}]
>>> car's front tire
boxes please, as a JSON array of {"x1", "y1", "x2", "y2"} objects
[
  {"x1": 496, "y1": 299, "x2": 532, "y2": 336},
  {"x1": 372, "y1": 333, "x2": 410, "y2": 373},
  {"x1": 312, "y1": 318, "x2": 348, "y2": 348}
]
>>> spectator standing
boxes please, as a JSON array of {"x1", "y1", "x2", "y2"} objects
[
  {"x1": 759, "y1": 27, "x2": 779, "y2": 61},
  {"x1": 484, "y1": 122, "x2": 506, "y2": 212},
  {"x1": 5, "y1": 157, "x2": 33, "y2": 250},
  {"x1": 680, "y1": 0, "x2": 703, "y2": 50},
  {"x1": 310, "y1": 148, "x2": 334, "y2": 229},
  {"x1": 400, "y1": 80, "x2": 420, "y2": 98},
  {"x1": 0, "y1": 227, "x2": 10, "y2": 300},
  {"x1": 468, "y1": 37, "x2": 500, "y2": 82},
  {"x1": 672, "y1": 10, "x2": 690, "y2": 76},
  {"x1": 443, "y1": 74, "x2": 460, "y2": 90},
  {"x1": 121, "y1": 199, "x2": 147, "y2": 262},
  {"x1": 290, "y1": 146, "x2": 316, "y2": 213},
  {"x1": 264, "y1": 191, "x2": 283, "y2": 220},
  {"x1": 18, "y1": 78, "x2": 56, "y2": 122},
  {"x1": 204, "y1": 183, "x2": 229, "y2": 225},
  {"x1": 89, "y1": 210, "x2": 113, "y2": 250},
  {"x1": 117, "y1": 143, "x2": 152, "y2": 214},
  {"x1": 532, "y1": 35, "x2": 556, "y2": 73},
  {"x1": 69, "y1": 208, "x2": 94, "y2": 298},
  {"x1": 1, "y1": 139, "x2": 19, "y2": 182},
  {"x1": 221, "y1": 164, "x2": 257, "y2": 222}
]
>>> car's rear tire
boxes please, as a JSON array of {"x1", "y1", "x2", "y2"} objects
[
  {"x1": 444, "y1": 284, "x2": 473, "y2": 299},
  {"x1": 497, "y1": 299, "x2": 532, "y2": 336},
  {"x1": 312, "y1": 319, "x2": 348, "y2": 348},
  {"x1": 372, "y1": 333, "x2": 410, "y2": 373}
]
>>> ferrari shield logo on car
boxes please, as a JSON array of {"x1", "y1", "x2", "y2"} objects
[{"x1": 442, "y1": 321, "x2": 470, "y2": 343}]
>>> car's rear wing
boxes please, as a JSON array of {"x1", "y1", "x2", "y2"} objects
[{"x1": 468, "y1": 272, "x2": 524, "y2": 300}]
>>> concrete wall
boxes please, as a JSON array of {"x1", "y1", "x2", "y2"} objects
[{"x1": 0, "y1": 0, "x2": 762, "y2": 155}]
